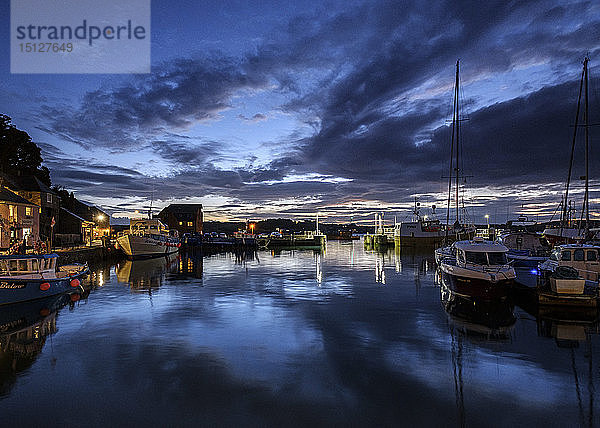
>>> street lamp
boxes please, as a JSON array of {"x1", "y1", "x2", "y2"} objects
[{"x1": 484, "y1": 214, "x2": 489, "y2": 229}]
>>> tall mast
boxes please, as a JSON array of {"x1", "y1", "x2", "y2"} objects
[
  {"x1": 583, "y1": 57, "x2": 590, "y2": 237},
  {"x1": 561, "y1": 59, "x2": 585, "y2": 234},
  {"x1": 455, "y1": 60, "x2": 460, "y2": 226},
  {"x1": 445, "y1": 60, "x2": 459, "y2": 240}
]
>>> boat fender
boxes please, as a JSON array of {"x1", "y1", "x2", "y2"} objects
[
  {"x1": 70, "y1": 278, "x2": 81, "y2": 288},
  {"x1": 40, "y1": 282, "x2": 51, "y2": 291},
  {"x1": 70, "y1": 293, "x2": 81, "y2": 302}
]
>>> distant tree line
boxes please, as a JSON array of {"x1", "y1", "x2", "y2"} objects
[{"x1": 203, "y1": 219, "x2": 370, "y2": 234}]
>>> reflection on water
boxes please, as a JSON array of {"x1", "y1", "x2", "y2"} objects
[
  {"x1": 440, "y1": 276, "x2": 516, "y2": 341},
  {"x1": 0, "y1": 294, "x2": 75, "y2": 396},
  {"x1": 0, "y1": 239, "x2": 599, "y2": 426},
  {"x1": 115, "y1": 254, "x2": 180, "y2": 291}
]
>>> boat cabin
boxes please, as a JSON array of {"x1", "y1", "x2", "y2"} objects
[
  {"x1": 546, "y1": 244, "x2": 600, "y2": 282},
  {"x1": 130, "y1": 219, "x2": 173, "y2": 236},
  {"x1": 452, "y1": 239, "x2": 509, "y2": 266},
  {"x1": 0, "y1": 254, "x2": 58, "y2": 278}
]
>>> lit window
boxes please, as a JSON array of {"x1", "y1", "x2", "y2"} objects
[
  {"x1": 179, "y1": 221, "x2": 183, "y2": 225},
  {"x1": 9, "y1": 205, "x2": 15, "y2": 218},
  {"x1": 187, "y1": 222, "x2": 193, "y2": 227},
  {"x1": 47, "y1": 194, "x2": 52, "y2": 203},
  {"x1": 25, "y1": 206, "x2": 32, "y2": 216}
]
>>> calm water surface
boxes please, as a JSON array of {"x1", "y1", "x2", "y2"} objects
[{"x1": 1, "y1": 240, "x2": 598, "y2": 427}]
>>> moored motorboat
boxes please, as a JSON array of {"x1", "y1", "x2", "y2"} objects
[
  {"x1": 499, "y1": 231, "x2": 551, "y2": 268},
  {"x1": 436, "y1": 237, "x2": 516, "y2": 300},
  {"x1": 0, "y1": 253, "x2": 88, "y2": 306},
  {"x1": 116, "y1": 218, "x2": 180, "y2": 259}
]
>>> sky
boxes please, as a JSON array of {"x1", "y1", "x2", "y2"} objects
[{"x1": 1, "y1": 0, "x2": 599, "y2": 225}]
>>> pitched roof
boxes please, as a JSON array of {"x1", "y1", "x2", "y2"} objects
[
  {"x1": 158, "y1": 204, "x2": 203, "y2": 215},
  {"x1": 0, "y1": 187, "x2": 38, "y2": 205}
]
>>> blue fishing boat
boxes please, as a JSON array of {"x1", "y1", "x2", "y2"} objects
[{"x1": 0, "y1": 253, "x2": 88, "y2": 306}]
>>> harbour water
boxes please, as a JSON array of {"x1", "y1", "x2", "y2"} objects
[{"x1": 1, "y1": 240, "x2": 598, "y2": 426}]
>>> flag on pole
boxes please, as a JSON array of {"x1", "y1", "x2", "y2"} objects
[{"x1": 50, "y1": 216, "x2": 55, "y2": 228}]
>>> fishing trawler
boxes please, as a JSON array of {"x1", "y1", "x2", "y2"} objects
[
  {"x1": 394, "y1": 200, "x2": 444, "y2": 247},
  {"x1": 116, "y1": 218, "x2": 180, "y2": 259},
  {"x1": 0, "y1": 253, "x2": 88, "y2": 306}
]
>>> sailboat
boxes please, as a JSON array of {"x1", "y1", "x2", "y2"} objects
[
  {"x1": 435, "y1": 60, "x2": 476, "y2": 262},
  {"x1": 443, "y1": 60, "x2": 475, "y2": 244},
  {"x1": 543, "y1": 57, "x2": 598, "y2": 246}
]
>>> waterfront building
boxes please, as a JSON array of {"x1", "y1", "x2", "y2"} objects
[
  {"x1": 0, "y1": 186, "x2": 40, "y2": 249},
  {"x1": 157, "y1": 204, "x2": 203, "y2": 235},
  {"x1": 1, "y1": 174, "x2": 59, "y2": 242}
]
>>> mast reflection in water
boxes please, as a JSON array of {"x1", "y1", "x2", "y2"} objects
[{"x1": 0, "y1": 240, "x2": 598, "y2": 426}]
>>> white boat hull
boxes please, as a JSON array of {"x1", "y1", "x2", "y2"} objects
[{"x1": 117, "y1": 234, "x2": 179, "y2": 258}]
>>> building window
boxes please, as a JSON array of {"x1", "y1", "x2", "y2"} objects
[
  {"x1": 9, "y1": 205, "x2": 15, "y2": 219},
  {"x1": 47, "y1": 193, "x2": 52, "y2": 203},
  {"x1": 187, "y1": 222, "x2": 193, "y2": 227},
  {"x1": 25, "y1": 206, "x2": 32, "y2": 216},
  {"x1": 179, "y1": 221, "x2": 183, "y2": 226}
]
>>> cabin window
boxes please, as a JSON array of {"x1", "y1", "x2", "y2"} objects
[
  {"x1": 458, "y1": 250, "x2": 465, "y2": 263},
  {"x1": 488, "y1": 252, "x2": 508, "y2": 265},
  {"x1": 587, "y1": 250, "x2": 598, "y2": 261},
  {"x1": 573, "y1": 249, "x2": 585, "y2": 261},
  {"x1": 31, "y1": 259, "x2": 39, "y2": 271},
  {"x1": 0, "y1": 261, "x2": 8, "y2": 274},
  {"x1": 465, "y1": 251, "x2": 488, "y2": 265},
  {"x1": 9, "y1": 260, "x2": 18, "y2": 270},
  {"x1": 18, "y1": 260, "x2": 28, "y2": 271},
  {"x1": 561, "y1": 251, "x2": 571, "y2": 261}
]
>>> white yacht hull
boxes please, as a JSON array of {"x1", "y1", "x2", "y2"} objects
[{"x1": 117, "y1": 234, "x2": 179, "y2": 259}]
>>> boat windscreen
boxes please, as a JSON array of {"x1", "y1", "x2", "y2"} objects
[
  {"x1": 465, "y1": 251, "x2": 488, "y2": 265},
  {"x1": 465, "y1": 251, "x2": 507, "y2": 265},
  {"x1": 487, "y1": 252, "x2": 508, "y2": 265}
]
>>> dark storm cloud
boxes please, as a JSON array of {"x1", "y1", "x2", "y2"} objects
[
  {"x1": 151, "y1": 139, "x2": 224, "y2": 165},
  {"x1": 41, "y1": 56, "x2": 271, "y2": 148}
]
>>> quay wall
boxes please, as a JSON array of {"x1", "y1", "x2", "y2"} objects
[{"x1": 54, "y1": 246, "x2": 124, "y2": 265}]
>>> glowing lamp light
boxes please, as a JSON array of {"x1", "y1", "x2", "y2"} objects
[
  {"x1": 40, "y1": 282, "x2": 50, "y2": 291},
  {"x1": 530, "y1": 269, "x2": 539, "y2": 275}
]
